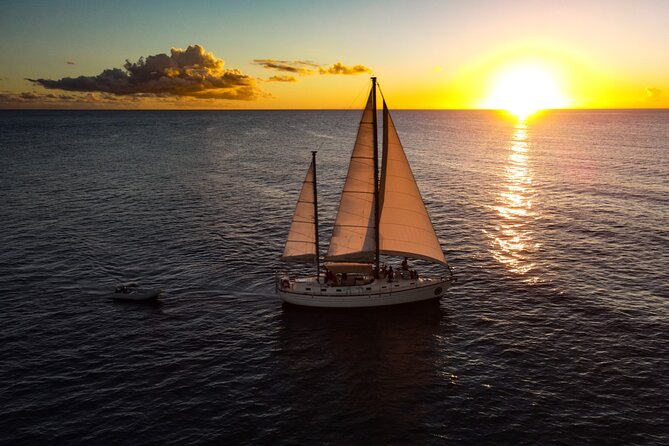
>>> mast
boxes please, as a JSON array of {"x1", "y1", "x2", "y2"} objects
[
  {"x1": 312, "y1": 150, "x2": 320, "y2": 282},
  {"x1": 371, "y1": 77, "x2": 380, "y2": 276}
]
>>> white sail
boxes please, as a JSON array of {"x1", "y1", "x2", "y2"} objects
[
  {"x1": 325, "y1": 89, "x2": 376, "y2": 262},
  {"x1": 282, "y1": 160, "x2": 317, "y2": 262},
  {"x1": 379, "y1": 101, "x2": 447, "y2": 264}
]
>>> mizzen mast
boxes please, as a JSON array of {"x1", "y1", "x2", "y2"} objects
[
  {"x1": 371, "y1": 77, "x2": 380, "y2": 277},
  {"x1": 311, "y1": 150, "x2": 320, "y2": 281}
]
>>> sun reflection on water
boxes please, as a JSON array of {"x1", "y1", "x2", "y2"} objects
[{"x1": 485, "y1": 120, "x2": 540, "y2": 280}]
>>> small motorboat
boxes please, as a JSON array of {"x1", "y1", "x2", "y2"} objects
[{"x1": 112, "y1": 284, "x2": 161, "y2": 302}]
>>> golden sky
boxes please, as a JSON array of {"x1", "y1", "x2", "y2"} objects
[{"x1": 1, "y1": 0, "x2": 667, "y2": 110}]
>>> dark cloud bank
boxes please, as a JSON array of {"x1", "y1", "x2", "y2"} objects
[{"x1": 29, "y1": 45, "x2": 261, "y2": 100}]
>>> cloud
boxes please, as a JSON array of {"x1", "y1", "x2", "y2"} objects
[
  {"x1": 0, "y1": 90, "x2": 166, "y2": 108},
  {"x1": 19, "y1": 92, "x2": 42, "y2": 100},
  {"x1": 318, "y1": 62, "x2": 371, "y2": 75},
  {"x1": 645, "y1": 87, "x2": 662, "y2": 102},
  {"x1": 28, "y1": 45, "x2": 263, "y2": 100},
  {"x1": 268, "y1": 75, "x2": 297, "y2": 82},
  {"x1": 254, "y1": 59, "x2": 371, "y2": 80},
  {"x1": 253, "y1": 59, "x2": 317, "y2": 75},
  {"x1": 0, "y1": 91, "x2": 78, "y2": 103},
  {"x1": 66, "y1": 61, "x2": 75, "y2": 65}
]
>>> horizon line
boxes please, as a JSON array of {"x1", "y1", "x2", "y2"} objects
[{"x1": 1, "y1": 107, "x2": 669, "y2": 112}]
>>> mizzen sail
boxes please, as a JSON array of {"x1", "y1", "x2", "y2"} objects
[
  {"x1": 282, "y1": 160, "x2": 318, "y2": 262},
  {"x1": 325, "y1": 89, "x2": 377, "y2": 262},
  {"x1": 379, "y1": 100, "x2": 447, "y2": 264}
]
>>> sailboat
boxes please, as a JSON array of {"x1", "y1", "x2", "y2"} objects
[{"x1": 277, "y1": 77, "x2": 453, "y2": 308}]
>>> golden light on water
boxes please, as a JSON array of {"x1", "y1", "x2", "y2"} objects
[
  {"x1": 483, "y1": 62, "x2": 570, "y2": 119},
  {"x1": 485, "y1": 121, "x2": 540, "y2": 279}
]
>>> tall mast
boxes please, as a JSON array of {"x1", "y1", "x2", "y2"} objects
[
  {"x1": 311, "y1": 150, "x2": 320, "y2": 282},
  {"x1": 371, "y1": 77, "x2": 380, "y2": 277}
]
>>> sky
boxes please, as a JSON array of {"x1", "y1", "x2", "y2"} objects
[{"x1": 1, "y1": 0, "x2": 668, "y2": 109}]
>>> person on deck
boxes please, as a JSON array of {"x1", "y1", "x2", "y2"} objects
[
  {"x1": 326, "y1": 268, "x2": 335, "y2": 285},
  {"x1": 401, "y1": 257, "x2": 409, "y2": 271},
  {"x1": 387, "y1": 266, "x2": 395, "y2": 282}
]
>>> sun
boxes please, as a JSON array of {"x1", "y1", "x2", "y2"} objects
[{"x1": 483, "y1": 62, "x2": 570, "y2": 119}]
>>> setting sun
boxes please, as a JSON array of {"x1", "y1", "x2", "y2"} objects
[{"x1": 482, "y1": 63, "x2": 570, "y2": 118}]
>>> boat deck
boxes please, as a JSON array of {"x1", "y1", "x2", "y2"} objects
[{"x1": 282, "y1": 275, "x2": 441, "y2": 295}]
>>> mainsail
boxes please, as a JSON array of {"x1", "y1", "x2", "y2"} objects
[
  {"x1": 281, "y1": 160, "x2": 317, "y2": 262},
  {"x1": 325, "y1": 89, "x2": 377, "y2": 262},
  {"x1": 379, "y1": 100, "x2": 447, "y2": 264}
]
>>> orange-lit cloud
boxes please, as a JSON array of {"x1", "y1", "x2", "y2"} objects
[
  {"x1": 0, "y1": 90, "x2": 145, "y2": 105},
  {"x1": 645, "y1": 87, "x2": 662, "y2": 102},
  {"x1": 254, "y1": 59, "x2": 371, "y2": 78},
  {"x1": 318, "y1": 62, "x2": 370, "y2": 75},
  {"x1": 268, "y1": 75, "x2": 297, "y2": 82},
  {"x1": 0, "y1": 92, "x2": 77, "y2": 102},
  {"x1": 0, "y1": 90, "x2": 210, "y2": 109},
  {"x1": 28, "y1": 45, "x2": 262, "y2": 100},
  {"x1": 253, "y1": 59, "x2": 318, "y2": 75}
]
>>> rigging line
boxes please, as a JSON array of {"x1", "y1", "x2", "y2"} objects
[
  {"x1": 310, "y1": 79, "x2": 371, "y2": 154},
  {"x1": 376, "y1": 80, "x2": 387, "y2": 105}
]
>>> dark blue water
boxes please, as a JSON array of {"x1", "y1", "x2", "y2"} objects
[{"x1": 1, "y1": 109, "x2": 667, "y2": 444}]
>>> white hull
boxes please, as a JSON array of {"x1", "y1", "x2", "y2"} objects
[{"x1": 277, "y1": 276, "x2": 449, "y2": 308}]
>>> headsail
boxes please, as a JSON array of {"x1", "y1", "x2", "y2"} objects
[
  {"x1": 282, "y1": 160, "x2": 318, "y2": 262},
  {"x1": 325, "y1": 88, "x2": 377, "y2": 262},
  {"x1": 379, "y1": 100, "x2": 447, "y2": 264}
]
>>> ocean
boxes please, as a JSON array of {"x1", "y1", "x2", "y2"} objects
[{"x1": 0, "y1": 109, "x2": 667, "y2": 444}]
